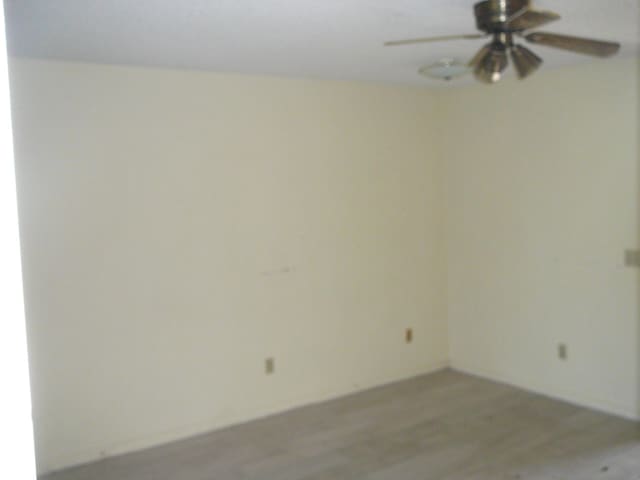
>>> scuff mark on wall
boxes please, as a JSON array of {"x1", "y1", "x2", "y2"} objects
[{"x1": 261, "y1": 266, "x2": 296, "y2": 277}]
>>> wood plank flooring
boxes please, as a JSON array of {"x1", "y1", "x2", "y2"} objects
[{"x1": 41, "y1": 369, "x2": 640, "y2": 480}]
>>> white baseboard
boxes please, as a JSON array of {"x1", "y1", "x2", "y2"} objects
[{"x1": 451, "y1": 362, "x2": 639, "y2": 422}]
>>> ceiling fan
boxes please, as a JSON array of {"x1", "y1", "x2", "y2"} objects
[{"x1": 385, "y1": 0, "x2": 621, "y2": 84}]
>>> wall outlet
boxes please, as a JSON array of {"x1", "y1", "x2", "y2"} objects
[
  {"x1": 405, "y1": 328, "x2": 413, "y2": 344},
  {"x1": 557, "y1": 343, "x2": 568, "y2": 361},
  {"x1": 265, "y1": 357, "x2": 275, "y2": 375},
  {"x1": 624, "y1": 249, "x2": 640, "y2": 268}
]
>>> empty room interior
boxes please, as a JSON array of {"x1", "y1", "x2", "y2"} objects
[{"x1": 5, "y1": 0, "x2": 640, "y2": 478}]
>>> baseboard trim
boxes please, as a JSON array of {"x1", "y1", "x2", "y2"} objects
[{"x1": 451, "y1": 362, "x2": 639, "y2": 422}]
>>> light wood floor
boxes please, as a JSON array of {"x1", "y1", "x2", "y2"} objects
[{"x1": 41, "y1": 369, "x2": 640, "y2": 480}]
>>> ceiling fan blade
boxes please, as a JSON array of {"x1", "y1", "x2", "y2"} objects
[
  {"x1": 506, "y1": 10, "x2": 561, "y2": 31},
  {"x1": 510, "y1": 45, "x2": 543, "y2": 79},
  {"x1": 525, "y1": 32, "x2": 621, "y2": 57},
  {"x1": 384, "y1": 34, "x2": 487, "y2": 47}
]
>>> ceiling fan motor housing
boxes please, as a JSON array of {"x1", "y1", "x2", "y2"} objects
[{"x1": 474, "y1": 0, "x2": 528, "y2": 32}]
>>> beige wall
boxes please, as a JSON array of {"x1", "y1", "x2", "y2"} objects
[
  {"x1": 9, "y1": 56, "x2": 640, "y2": 475},
  {"x1": 9, "y1": 59, "x2": 448, "y2": 473},
  {"x1": 440, "y1": 58, "x2": 639, "y2": 419}
]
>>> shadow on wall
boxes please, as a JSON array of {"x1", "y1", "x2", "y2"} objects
[{"x1": 637, "y1": 56, "x2": 640, "y2": 421}]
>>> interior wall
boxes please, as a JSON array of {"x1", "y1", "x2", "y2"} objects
[
  {"x1": 10, "y1": 56, "x2": 640, "y2": 475},
  {"x1": 9, "y1": 59, "x2": 448, "y2": 474},
  {"x1": 440, "y1": 58, "x2": 640, "y2": 419}
]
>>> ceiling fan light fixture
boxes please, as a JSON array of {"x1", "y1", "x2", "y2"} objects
[
  {"x1": 474, "y1": 44, "x2": 508, "y2": 84},
  {"x1": 468, "y1": 45, "x2": 492, "y2": 68},
  {"x1": 510, "y1": 44, "x2": 543, "y2": 79},
  {"x1": 418, "y1": 58, "x2": 470, "y2": 81}
]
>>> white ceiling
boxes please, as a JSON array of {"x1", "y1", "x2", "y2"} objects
[{"x1": 4, "y1": 0, "x2": 639, "y2": 86}]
